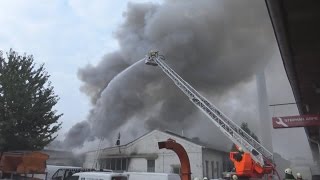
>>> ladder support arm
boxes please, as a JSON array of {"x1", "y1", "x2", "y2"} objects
[{"x1": 144, "y1": 51, "x2": 274, "y2": 167}]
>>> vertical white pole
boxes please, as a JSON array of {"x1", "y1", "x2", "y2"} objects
[
  {"x1": 256, "y1": 71, "x2": 274, "y2": 180},
  {"x1": 256, "y1": 71, "x2": 273, "y2": 152}
]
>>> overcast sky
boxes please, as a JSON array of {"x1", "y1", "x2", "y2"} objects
[
  {"x1": 0, "y1": 0, "x2": 313, "y2": 161},
  {"x1": 0, "y1": 0, "x2": 162, "y2": 135}
]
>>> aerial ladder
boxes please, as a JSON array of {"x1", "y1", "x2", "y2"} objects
[{"x1": 144, "y1": 51, "x2": 279, "y2": 179}]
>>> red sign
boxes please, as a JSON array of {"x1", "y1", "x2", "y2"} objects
[{"x1": 272, "y1": 115, "x2": 320, "y2": 129}]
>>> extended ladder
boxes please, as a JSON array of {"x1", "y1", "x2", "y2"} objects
[{"x1": 144, "y1": 51, "x2": 273, "y2": 167}]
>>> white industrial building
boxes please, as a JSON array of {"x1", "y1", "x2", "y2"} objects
[{"x1": 83, "y1": 130, "x2": 232, "y2": 179}]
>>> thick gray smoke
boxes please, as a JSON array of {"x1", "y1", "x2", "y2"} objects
[{"x1": 63, "y1": 0, "x2": 275, "y2": 150}]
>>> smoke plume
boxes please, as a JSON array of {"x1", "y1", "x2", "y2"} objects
[{"x1": 63, "y1": 0, "x2": 275, "y2": 150}]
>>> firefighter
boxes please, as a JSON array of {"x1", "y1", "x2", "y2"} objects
[
  {"x1": 296, "y1": 173, "x2": 302, "y2": 180},
  {"x1": 234, "y1": 147, "x2": 244, "y2": 162},
  {"x1": 203, "y1": 177, "x2": 208, "y2": 180},
  {"x1": 284, "y1": 168, "x2": 295, "y2": 180}
]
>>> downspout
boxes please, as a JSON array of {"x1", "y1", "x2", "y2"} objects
[
  {"x1": 158, "y1": 139, "x2": 191, "y2": 180},
  {"x1": 308, "y1": 137, "x2": 320, "y2": 165},
  {"x1": 309, "y1": 138, "x2": 320, "y2": 148}
]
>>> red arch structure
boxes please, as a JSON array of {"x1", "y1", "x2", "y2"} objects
[{"x1": 158, "y1": 139, "x2": 191, "y2": 180}]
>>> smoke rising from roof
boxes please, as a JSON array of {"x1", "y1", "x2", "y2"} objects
[{"x1": 63, "y1": 0, "x2": 275, "y2": 150}]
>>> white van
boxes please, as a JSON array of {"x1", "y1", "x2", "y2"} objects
[
  {"x1": 69, "y1": 172, "x2": 128, "y2": 180},
  {"x1": 125, "y1": 172, "x2": 181, "y2": 180},
  {"x1": 47, "y1": 165, "x2": 82, "y2": 180}
]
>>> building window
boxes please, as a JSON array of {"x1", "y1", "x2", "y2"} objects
[
  {"x1": 111, "y1": 177, "x2": 128, "y2": 180},
  {"x1": 103, "y1": 159, "x2": 111, "y2": 169},
  {"x1": 216, "y1": 161, "x2": 220, "y2": 178},
  {"x1": 211, "y1": 161, "x2": 215, "y2": 179},
  {"x1": 116, "y1": 158, "x2": 122, "y2": 170},
  {"x1": 111, "y1": 159, "x2": 116, "y2": 170},
  {"x1": 104, "y1": 158, "x2": 128, "y2": 171},
  {"x1": 205, "y1": 161, "x2": 209, "y2": 178},
  {"x1": 172, "y1": 165, "x2": 181, "y2": 174},
  {"x1": 122, "y1": 158, "x2": 127, "y2": 170},
  {"x1": 147, "y1": 159, "x2": 155, "y2": 172},
  {"x1": 223, "y1": 157, "x2": 233, "y2": 172}
]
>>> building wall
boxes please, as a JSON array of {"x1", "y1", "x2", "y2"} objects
[
  {"x1": 83, "y1": 151, "x2": 98, "y2": 169},
  {"x1": 202, "y1": 148, "x2": 227, "y2": 179},
  {"x1": 128, "y1": 158, "x2": 147, "y2": 172},
  {"x1": 83, "y1": 130, "x2": 228, "y2": 179},
  {"x1": 124, "y1": 130, "x2": 204, "y2": 179},
  {"x1": 42, "y1": 150, "x2": 77, "y2": 166}
]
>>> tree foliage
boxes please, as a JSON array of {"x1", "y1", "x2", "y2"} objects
[
  {"x1": 240, "y1": 122, "x2": 259, "y2": 142},
  {"x1": 0, "y1": 49, "x2": 62, "y2": 151},
  {"x1": 231, "y1": 122, "x2": 260, "y2": 151}
]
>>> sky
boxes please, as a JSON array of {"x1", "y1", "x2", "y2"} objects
[
  {"x1": 0, "y1": 0, "x2": 313, "y2": 162},
  {"x1": 0, "y1": 0, "x2": 162, "y2": 135}
]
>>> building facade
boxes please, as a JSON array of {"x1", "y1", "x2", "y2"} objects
[
  {"x1": 83, "y1": 130, "x2": 232, "y2": 179},
  {"x1": 41, "y1": 150, "x2": 77, "y2": 166}
]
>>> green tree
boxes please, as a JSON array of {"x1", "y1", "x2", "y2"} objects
[
  {"x1": 231, "y1": 122, "x2": 260, "y2": 151},
  {"x1": 240, "y1": 122, "x2": 259, "y2": 142},
  {"x1": 0, "y1": 49, "x2": 62, "y2": 151}
]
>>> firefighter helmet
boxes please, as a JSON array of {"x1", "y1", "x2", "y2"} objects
[
  {"x1": 285, "y1": 168, "x2": 292, "y2": 174},
  {"x1": 297, "y1": 173, "x2": 302, "y2": 178},
  {"x1": 232, "y1": 175, "x2": 238, "y2": 180}
]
